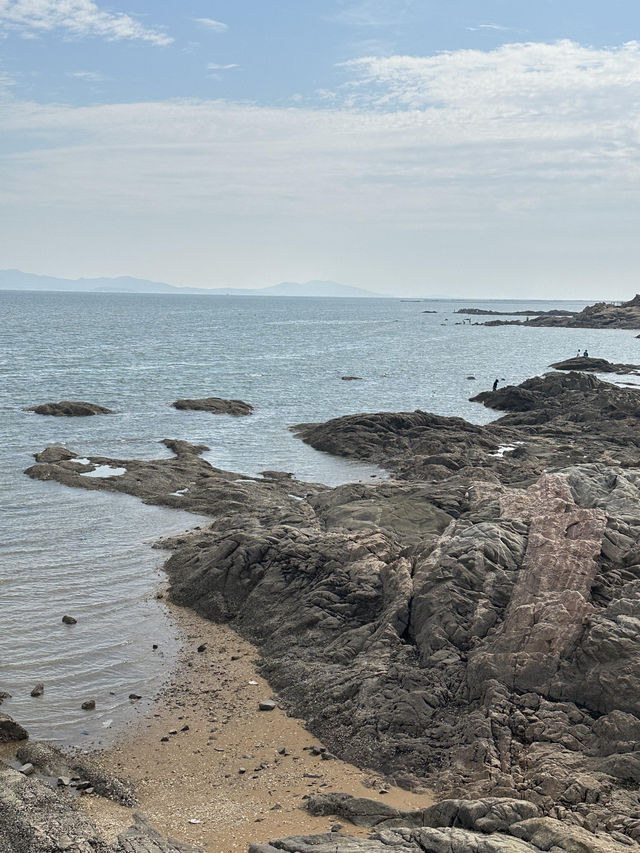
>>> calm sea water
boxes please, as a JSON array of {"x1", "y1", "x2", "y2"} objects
[{"x1": 2, "y1": 291, "x2": 638, "y2": 747}]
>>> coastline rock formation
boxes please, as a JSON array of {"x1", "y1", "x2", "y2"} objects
[
  {"x1": 24, "y1": 401, "x2": 115, "y2": 416},
  {"x1": 549, "y1": 357, "x2": 640, "y2": 375},
  {"x1": 172, "y1": 397, "x2": 254, "y2": 415},
  {"x1": 456, "y1": 308, "x2": 576, "y2": 317},
  {"x1": 22, "y1": 370, "x2": 640, "y2": 851},
  {"x1": 483, "y1": 295, "x2": 640, "y2": 329}
]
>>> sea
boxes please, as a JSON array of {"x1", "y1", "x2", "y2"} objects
[{"x1": 2, "y1": 290, "x2": 638, "y2": 749}]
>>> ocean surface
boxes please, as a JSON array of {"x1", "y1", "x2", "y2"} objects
[{"x1": 2, "y1": 291, "x2": 639, "y2": 748}]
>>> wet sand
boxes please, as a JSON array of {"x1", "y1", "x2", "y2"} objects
[{"x1": 80, "y1": 602, "x2": 433, "y2": 852}]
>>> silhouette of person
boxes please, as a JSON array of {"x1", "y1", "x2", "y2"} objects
[
  {"x1": 492, "y1": 379, "x2": 499, "y2": 392},
  {"x1": 583, "y1": 349, "x2": 589, "y2": 357}
]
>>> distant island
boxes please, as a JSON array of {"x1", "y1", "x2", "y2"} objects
[{"x1": 0, "y1": 269, "x2": 387, "y2": 298}]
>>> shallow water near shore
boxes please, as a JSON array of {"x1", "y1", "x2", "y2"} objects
[{"x1": 2, "y1": 290, "x2": 639, "y2": 747}]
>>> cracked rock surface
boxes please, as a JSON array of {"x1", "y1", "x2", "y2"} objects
[{"x1": 21, "y1": 371, "x2": 640, "y2": 851}]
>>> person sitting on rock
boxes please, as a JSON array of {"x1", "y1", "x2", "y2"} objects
[{"x1": 583, "y1": 349, "x2": 589, "y2": 357}]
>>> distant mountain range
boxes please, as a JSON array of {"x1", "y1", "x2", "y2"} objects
[{"x1": 0, "y1": 269, "x2": 387, "y2": 298}]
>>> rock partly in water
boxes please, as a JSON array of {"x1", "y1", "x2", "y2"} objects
[
  {"x1": 0, "y1": 714, "x2": 28, "y2": 743},
  {"x1": 549, "y1": 357, "x2": 640, "y2": 375},
  {"x1": 25, "y1": 401, "x2": 115, "y2": 416},
  {"x1": 171, "y1": 397, "x2": 254, "y2": 416}
]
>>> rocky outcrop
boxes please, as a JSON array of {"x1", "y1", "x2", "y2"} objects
[
  {"x1": 483, "y1": 296, "x2": 640, "y2": 329},
  {"x1": 24, "y1": 370, "x2": 640, "y2": 850},
  {"x1": 0, "y1": 763, "x2": 202, "y2": 852},
  {"x1": 16, "y1": 741, "x2": 135, "y2": 805},
  {"x1": 171, "y1": 397, "x2": 254, "y2": 415},
  {"x1": 457, "y1": 308, "x2": 576, "y2": 317},
  {"x1": 253, "y1": 795, "x2": 632, "y2": 853},
  {"x1": 549, "y1": 357, "x2": 640, "y2": 375},
  {"x1": 24, "y1": 401, "x2": 114, "y2": 416},
  {"x1": 0, "y1": 713, "x2": 28, "y2": 743}
]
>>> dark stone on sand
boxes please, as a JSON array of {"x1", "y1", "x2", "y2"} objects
[
  {"x1": 259, "y1": 700, "x2": 277, "y2": 711},
  {"x1": 341, "y1": 376, "x2": 362, "y2": 381},
  {"x1": 25, "y1": 401, "x2": 114, "y2": 416},
  {"x1": 0, "y1": 714, "x2": 28, "y2": 743},
  {"x1": 30, "y1": 684, "x2": 44, "y2": 698},
  {"x1": 62, "y1": 615, "x2": 77, "y2": 625},
  {"x1": 81, "y1": 700, "x2": 95, "y2": 711},
  {"x1": 172, "y1": 397, "x2": 254, "y2": 416}
]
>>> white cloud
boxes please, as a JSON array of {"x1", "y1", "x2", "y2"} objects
[
  {"x1": 1, "y1": 41, "x2": 640, "y2": 235},
  {"x1": 340, "y1": 40, "x2": 640, "y2": 117},
  {"x1": 195, "y1": 17, "x2": 228, "y2": 33},
  {"x1": 67, "y1": 70, "x2": 109, "y2": 82},
  {"x1": 467, "y1": 23, "x2": 511, "y2": 32},
  {"x1": 207, "y1": 63, "x2": 238, "y2": 71},
  {"x1": 3, "y1": 40, "x2": 640, "y2": 294},
  {"x1": 0, "y1": 0, "x2": 172, "y2": 45}
]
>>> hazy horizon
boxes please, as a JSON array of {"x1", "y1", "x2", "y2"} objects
[{"x1": 2, "y1": 2, "x2": 640, "y2": 299}]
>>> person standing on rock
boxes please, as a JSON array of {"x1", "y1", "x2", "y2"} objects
[{"x1": 492, "y1": 379, "x2": 499, "y2": 392}]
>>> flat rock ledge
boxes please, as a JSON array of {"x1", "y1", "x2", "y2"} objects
[
  {"x1": 550, "y1": 357, "x2": 640, "y2": 376},
  {"x1": 171, "y1": 397, "x2": 254, "y2": 415},
  {"x1": 24, "y1": 400, "x2": 115, "y2": 416},
  {"x1": 251, "y1": 794, "x2": 633, "y2": 853}
]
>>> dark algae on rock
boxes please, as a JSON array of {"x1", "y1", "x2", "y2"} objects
[{"x1": 22, "y1": 369, "x2": 640, "y2": 852}]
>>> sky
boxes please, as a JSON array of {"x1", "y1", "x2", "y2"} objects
[{"x1": 1, "y1": 1, "x2": 640, "y2": 298}]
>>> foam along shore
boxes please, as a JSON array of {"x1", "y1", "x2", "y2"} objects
[{"x1": 20, "y1": 370, "x2": 640, "y2": 853}]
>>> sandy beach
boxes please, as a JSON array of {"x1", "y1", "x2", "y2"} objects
[{"x1": 79, "y1": 601, "x2": 433, "y2": 852}]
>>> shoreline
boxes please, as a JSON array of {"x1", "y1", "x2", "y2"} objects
[{"x1": 78, "y1": 600, "x2": 434, "y2": 852}]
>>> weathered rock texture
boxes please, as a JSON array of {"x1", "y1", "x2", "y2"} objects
[
  {"x1": 0, "y1": 764, "x2": 202, "y2": 852},
  {"x1": 23, "y1": 371, "x2": 640, "y2": 850},
  {"x1": 24, "y1": 401, "x2": 115, "y2": 416},
  {"x1": 171, "y1": 397, "x2": 254, "y2": 415},
  {"x1": 256, "y1": 793, "x2": 631, "y2": 853}
]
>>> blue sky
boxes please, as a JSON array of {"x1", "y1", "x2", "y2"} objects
[{"x1": 2, "y1": 1, "x2": 640, "y2": 296}]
